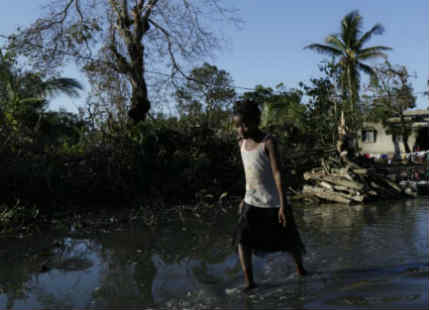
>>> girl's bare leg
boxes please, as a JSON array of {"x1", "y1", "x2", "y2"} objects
[
  {"x1": 290, "y1": 250, "x2": 307, "y2": 276},
  {"x1": 238, "y1": 244, "x2": 256, "y2": 289}
]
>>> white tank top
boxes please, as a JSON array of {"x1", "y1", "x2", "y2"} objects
[{"x1": 241, "y1": 137, "x2": 280, "y2": 208}]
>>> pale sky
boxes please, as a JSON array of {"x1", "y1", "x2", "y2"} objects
[{"x1": 1, "y1": 0, "x2": 428, "y2": 113}]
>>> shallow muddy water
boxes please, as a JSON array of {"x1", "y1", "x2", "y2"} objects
[{"x1": 0, "y1": 198, "x2": 427, "y2": 309}]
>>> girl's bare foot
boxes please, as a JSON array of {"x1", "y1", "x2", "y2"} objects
[
  {"x1": 297, "y1": 267, "x2": 308, "y2": 276},
  {"x1": 290, "y1": 251, "x2": 307, "y2": 276},
  {"x1": 242, "y1": 282, "x2": 257, "y2": 293}
]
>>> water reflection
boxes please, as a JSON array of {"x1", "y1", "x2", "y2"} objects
[{"x1": 0, "y1": 199, "x2": 427, "y2": 309}]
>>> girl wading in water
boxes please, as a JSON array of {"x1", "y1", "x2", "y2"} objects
[{"x1": 232, "y1": 100, "x2": 307, "y2": 292}]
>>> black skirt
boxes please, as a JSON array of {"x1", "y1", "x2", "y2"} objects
[{"x1": 233, "y1": 203, "x2": 306, "y2": 257}]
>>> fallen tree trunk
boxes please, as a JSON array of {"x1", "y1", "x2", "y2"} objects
[
  {"x1": 303, "y1": 185, "x2": 351, "y2": 204},
  {"x1": 295, "y1": 153, "x2": 415, "y2": 205},
  {"x1": 322, "y1": 175, "x2": 364, "y2": 191}
]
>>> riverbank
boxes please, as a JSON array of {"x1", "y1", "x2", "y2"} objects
[
  {"x1": 0, "y1": 194, "x2": 244, "y2": 237},
  {"x1": 2, "y1": 159, "x2": 425, "y2": 237},
  {"x1": 2, "y1": 184, "x2": 425, "y2": 238}
]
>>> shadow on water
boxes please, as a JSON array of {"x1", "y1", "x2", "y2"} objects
[{"x1": 0, "y1": 198, "x2": 428, "y2": 309}]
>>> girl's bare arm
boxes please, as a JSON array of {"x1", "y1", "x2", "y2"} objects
[
  {"x1": 265, "y1": 137, "x2": 286, "y2": 209},
  {"x1": 265, "y1": 137, "x2": 288, "y2": 226},
  {"x1": 238, "y1": 139, "x2": 245, "y2": 214}
]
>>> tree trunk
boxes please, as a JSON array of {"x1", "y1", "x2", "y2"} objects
[
  {"x1": 347, "y1": 67, "x2": 354, "y2": 114},
  {"x1": 128, "y1": 79, "x2": 150, "y2": 123},
  {"x1": 111, "y1": 0, "x2": 153, "y2": 123},
  {"x1": 399, "y1": 114, "x2": 411, "y2": 154},
  {"x1": 346, "y1": 66, "x2": 358, "y2": 156},
  {"x1": 337, "y1": 110, "x2": 346, "y2": 154},
  {"x1": 403, "y1": 133, "x2": 411, "y2": 154}
]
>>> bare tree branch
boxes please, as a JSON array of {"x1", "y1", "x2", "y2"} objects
[
  {"x1": 135, "y1": 0, "x2": 157, "y2": 41},
  {"x1": 8, "y1": 0, "x2": 240, "y2": 121},
  {"x1": 109, "y1": 37, "x2": 131, "y2": 74},
  {"x1": 75, "y1": 0, "x2": 84, "y2": 24},
  {"x1": 142, "y1": 0, "x2": 158, "y2": 20},
  {"x1": 38, "y1": 0, "x2": 75, "y2": 30},
  {"x1": 121, "y1": 0, "x2": 130, "y2": 22},
  {"x1": 148, "y1": 18, "x2": 185, "y2": 78}
]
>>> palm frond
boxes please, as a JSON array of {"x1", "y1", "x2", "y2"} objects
[
  {"x1": 324, "y1": 34, "x2": 346, "y2": 51},
  {"x1": 358, "y1": 46, "x2": 391, "y2": 62},
  {"x1": 40, "y1": 78, "x2": 83, "y2": 98},
  {"x1": 358, "y1": 51, "x2": 389, "y2": 61},
  {"x1": 358, "y1": 62, "x2": 378, "y2": 85},
  {"x1": 359, "y1": 46, "x2": 392, "y2": 56},
  {"x1": 357, "y1": 24, "x2": 385, "y2": 48},
  {"x1": 304, "y1": 43, "x2": 342, "y2": 56},
  {"x1": 341, "y1": 10, "x2": 362, "y2": 47}
]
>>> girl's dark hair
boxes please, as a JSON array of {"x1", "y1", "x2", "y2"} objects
[{"x1": 233, "y1": 100, "x2": 261, "y2": 124}]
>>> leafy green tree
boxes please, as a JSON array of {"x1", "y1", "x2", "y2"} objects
[
  {"x1": 239, "y1": 84, "x2": 306, "y2": 141},
  {"x1": 8, "y1": 0, "x2": 240, "y2": 123},
  {"x1": 260, "y1": 84, "x2": 306, "y2": 132},
  {"x1": 367, "y1": 61, "x2": 416, "y2": 153},
  {"x1": 300, "y1": 63, "x2": 340, "y2": 146},
  {"x1": 305, "y1": 10, "x2": 391, "y2": 151},
  {"x1": 175, "y1": 63, "x2": 236, "y2": 128},
  {"x1": 240, "y1": 84, "x2": 276, "y2": 106}
]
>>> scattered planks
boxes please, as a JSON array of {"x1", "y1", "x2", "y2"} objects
[{"x1": 297, "y1": 161, "x2": 416, "y2": 205}]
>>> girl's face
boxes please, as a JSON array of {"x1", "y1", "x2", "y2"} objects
[{"x1": 232, "y1": 115, "x2": 258, "y2": 139}]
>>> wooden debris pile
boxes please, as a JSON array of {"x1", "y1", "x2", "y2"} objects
[{"x1": 294, "y1": 158, "x2": 416, "y2": 205}]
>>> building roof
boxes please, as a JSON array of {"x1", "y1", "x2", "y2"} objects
[
  {"x1": 386, "y1": 109, "x2": 429, "y2": 123},
  {"x1": 403, "y1": 109, "x2": 429, "y2": 116},
  {"x1": 411, "y1": 122, "x2": 428, "y2": 128}
]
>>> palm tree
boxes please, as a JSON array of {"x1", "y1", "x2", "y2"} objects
[
  {"x1": 305, "y1": 10, "x2": 391, "y2": 152},
  {"x1": 0, "y1": 49, "x2": 82, "y2": 132}
]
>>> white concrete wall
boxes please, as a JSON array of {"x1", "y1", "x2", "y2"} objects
[{"x1": 358, "y1": 122, "x2": 418, "y2": 155}]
